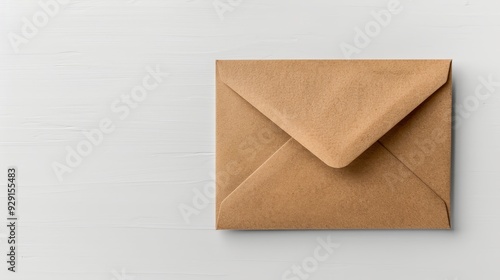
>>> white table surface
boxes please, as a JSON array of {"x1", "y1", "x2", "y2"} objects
[{"x1": 1, "y1": 0, "x2": 499, "y2": 279}]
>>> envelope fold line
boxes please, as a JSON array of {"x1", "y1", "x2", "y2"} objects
[
  {"x1": 216, "y1": 137, "x2": 293, "y2": 229},
  {"x1": 378, "y1": 140, "x2": 451, "y2": 226}
]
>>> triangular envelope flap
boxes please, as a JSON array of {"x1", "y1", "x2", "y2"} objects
[{"x1": 217, "y1": 60, "x2": 451, "y2": 168}]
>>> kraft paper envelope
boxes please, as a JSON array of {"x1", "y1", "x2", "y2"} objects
[{"x1": 216, "y1": 60, "x2": 452, "y2": 230}]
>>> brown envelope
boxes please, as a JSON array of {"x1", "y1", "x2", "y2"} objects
[{"x1": 216, "y1": 59, "x2": 452, "y2": 230}]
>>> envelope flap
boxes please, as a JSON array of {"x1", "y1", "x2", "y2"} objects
[{"x1": 216, "y1": 60, "x2": 451, "y2": 168}]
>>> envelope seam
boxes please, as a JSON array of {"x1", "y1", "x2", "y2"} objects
[
  {"x1": 216, "y1": 137, "x2": 293, "y2": 229},
  {"x1": 377, "y1": 140, "x2": 451, "y2": 227}
]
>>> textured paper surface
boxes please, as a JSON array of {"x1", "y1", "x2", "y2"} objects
[{"x1": 216, "y1": 60, "x2": 452, "y2": 230}]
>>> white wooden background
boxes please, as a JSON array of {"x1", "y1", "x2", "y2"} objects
[{"x1": 1, "y1": 0, "x2": 500, "y2": 279}]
